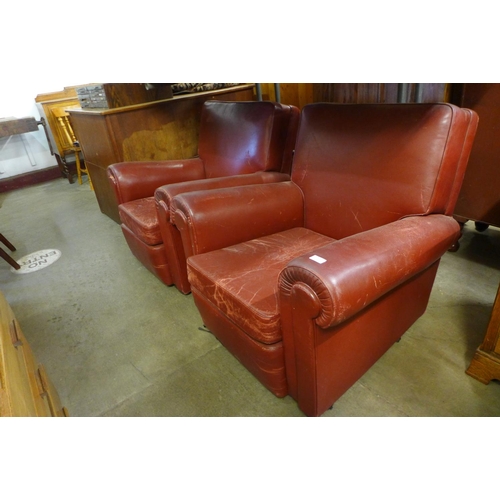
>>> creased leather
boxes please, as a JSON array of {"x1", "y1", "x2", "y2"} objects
[
  {"x1": 106, "y1": 101, "x2": 299, "y2": 288},
  {"x1": 188, "y1": 227, "x2": 333, "y2": 344},
  {"x1": 173, "y1": 182, "x2": 305, "y2": 255},
  {"x1": 279, "y1": 215, "x2": 460, "y2": 329}
]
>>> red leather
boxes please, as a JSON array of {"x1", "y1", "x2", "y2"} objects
[
  {"x1": 177, "y1": 103, "x2": 478, "y2": 416},
  {"x1": 292, "y1": 103, "x2": 477, "y2": 239},
  {"x1": 157, "y1": 172, "x2": 292, "y2": 293},
  {"x1": 172, "y1": 181, "x2": 304, "y2": 257},
  {"x1": 119, "y1": 197, "x2": 162, "y2": 246},
  {"x1": 188, "y1": 228, "x2": 333, "y2": 345},
  {"x1": 109, "y1": 159, "x2": 205, "y2": 205},
  {"x1": 107, "y1": 101, "x2": 300, "y2": 291},
  {"x1": 199, "y1": 100, "x2": 298, "y2": 177},
  {"x1": 279, "y1": 215, "x2": 460, "y2": 329}
]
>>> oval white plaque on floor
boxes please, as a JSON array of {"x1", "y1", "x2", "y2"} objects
[{"x1": 11, "y1": 249, "x2": 62, "y2": 274}]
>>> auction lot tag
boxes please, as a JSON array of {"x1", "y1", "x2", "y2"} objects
[{"x1": 309, "y1": 255, "x2": 327, "y2": 264}]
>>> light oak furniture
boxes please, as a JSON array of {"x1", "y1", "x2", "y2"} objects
[
  {"x1": 0, "y1": 291, "x2": 68, "y2": 417},
  {"x1": 35, "y1": 86, "x2": 85, "y2": 183},
  {"x1": 51, "y1": 108, "x2": 92, "y2": 189},
  {"x1": 466, "y1": 282, "x2": 500, "y2": 384},
  {"x1": 68, "y1": 84, "x2": 255, "y2": 223}
]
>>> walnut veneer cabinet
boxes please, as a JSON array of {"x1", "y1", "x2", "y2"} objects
[
  {"x1": 0, "y1": 291, "x2": 68, "y2": 417},
  {"x1": 68, "y1": 84, "x2": 255, "y2": 223},
  {"x1": 466, "y1": 282, "x2": 500, "y2": 385}
]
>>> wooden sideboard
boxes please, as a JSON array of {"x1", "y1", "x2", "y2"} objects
[
  {"x1": 466, "y1": 282, "x2": 500, "y2": 385},
  {"x1": 68, "y1": 84, "x2": 255, "y2": 223},
  {"x1": 0, "y1": 291, "x2": 68, "y2": 417}
]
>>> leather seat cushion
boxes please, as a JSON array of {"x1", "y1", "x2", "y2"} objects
[
  {"x1": 119, "y1": 197, "x2": 161, "y2": 246},
  {"x1": 187, "y1": 227, "x2": 334, "y2": 344}
]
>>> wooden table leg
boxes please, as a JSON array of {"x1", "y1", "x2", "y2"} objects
[{"x1": 0, "y1": 247, "x2": 20, "y2": 270}]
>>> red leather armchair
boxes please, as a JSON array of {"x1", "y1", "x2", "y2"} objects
[
  {"x1": 171, "y1": 103, "x2": 478, "y2": 416},
  {"x1": 108, "y1": 100, "x2": 299, "y2": 290}
]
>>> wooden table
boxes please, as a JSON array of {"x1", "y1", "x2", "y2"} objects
[{"x1": 68, "y1": 84, "x2": 255, "y2": 223}]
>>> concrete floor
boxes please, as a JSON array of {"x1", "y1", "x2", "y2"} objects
[{"x1": 1, "y1": 176, "x2": 500, "y2": 417}]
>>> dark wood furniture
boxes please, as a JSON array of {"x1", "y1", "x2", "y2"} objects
[
  {"x1": 451, "y1": 84, "x2": 500, "y2": 230},
  {"x1": 0, "y1": 233, "x2": 20, "y2": 270},
  {"x1": 68, "y1": 84, "x2": 255, "y2": 223},
  {"x1": 312, "y1": 83, "x2": 451, "y2": 104},
  {"x1": 76, "y1": 83, "x2": 173, "y2": 109},
  {"x1": 466, "y1": 282, "x2": 500, "y2": 384},
  {"x1": 0, "y1": 116, "x2": 39, "y2": 138}
]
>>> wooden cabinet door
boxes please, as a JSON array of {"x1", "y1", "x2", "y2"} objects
[{"x1": 0, "y1": 294, "x2": 67, "y2": 417}]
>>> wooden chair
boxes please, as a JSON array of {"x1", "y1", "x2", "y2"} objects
[
  {"x1": 51, "y1": 107, "x2": 93, "y2": 190},
  {"x1": 0, "y1": 233, "x2": 20, "y2": 270}
]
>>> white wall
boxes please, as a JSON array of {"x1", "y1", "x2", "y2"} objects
[{"x1": 0, "y1": 78, "x2": 83, "y2": 180}]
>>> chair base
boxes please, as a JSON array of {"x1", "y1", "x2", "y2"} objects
[
  {"x1": 191, "y1": 261, "x2": 440, "y2": 416},
  {"x1": 121, "y1": 224, "x2": 173, "y2": 285},
  {"x1": 192, "y1": 287, "x2": 288, "y2": 398},
  {"x1": 289, "y1": 262, "x2": 440, "y2": 417}
]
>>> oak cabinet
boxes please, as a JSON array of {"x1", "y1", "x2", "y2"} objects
[{"x1": 0, "y1": 291, "x2": 68, "y2": 417}]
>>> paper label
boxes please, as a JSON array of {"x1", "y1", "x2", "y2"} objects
[{"x1": 309, "y1": 255, "x2": 326, "y2": 264}]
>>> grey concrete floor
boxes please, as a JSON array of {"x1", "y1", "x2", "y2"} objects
[{"x1": 1, "y1": 177, "x2": 500, "y2": 417}]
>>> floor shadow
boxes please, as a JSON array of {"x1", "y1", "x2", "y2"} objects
[
  {"x1": 461, "y1": 301, "x2": 493, "y2": 365},
  {"x1": 454, "y1": 222, "x2": 500, "y2": 271}
]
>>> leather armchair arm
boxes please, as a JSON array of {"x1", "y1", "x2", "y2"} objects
[
  {"x1": 172, "y1": 181, "x2": 304, "y2": 257},
  {"x1": 108, "y1": 158, "x2": 205, "y2": 204},
  {"x1": 279, "y1": 214, "x2": 460, "y2": 329},
  {"x1": 156, "y1": 171, "x2": 290, "y2": 224}
]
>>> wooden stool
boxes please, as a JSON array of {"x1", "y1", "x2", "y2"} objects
[{"x1": 0, "y1": 233, "x2": 20, "y2": 270}]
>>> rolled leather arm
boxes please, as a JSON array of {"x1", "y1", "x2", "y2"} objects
[
  {"x1": 156, "y1": 171, "x2": 291, "y2": 224},
  {"x1": 108, "y1": 158, "x2": 205, "y2": 204},
  {"x1": 279, "y1": 214, "x2": 460, "y2": 329},
  {"x1": 172, "y1": 181, "x2": 304, "y2": 256}
]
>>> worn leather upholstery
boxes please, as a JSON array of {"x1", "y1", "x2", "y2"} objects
[
  {"x1": 172, "y1": 103, "x2": 479, "y2": 416},
  {"x1": 108, "y1": 100, "x2": 300, "y2": 290}
]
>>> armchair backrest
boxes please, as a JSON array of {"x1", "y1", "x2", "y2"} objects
[
  {"x1": 198, "y1": 100, "x2": 299, "y2": 178},
  {"x1": 292, "y1": 103, "x2": 478, "y2": 240}
]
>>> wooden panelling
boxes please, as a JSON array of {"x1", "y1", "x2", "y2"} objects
[
  {"x1": 258, "y1": 83, "x2": 314, "y2": 109},
  {"x1": 257, "y1": 83, "x2": 450, "y2": 108},
  {"x1": 312, "y1": 83, "x2": 450, "y2": 104}
]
